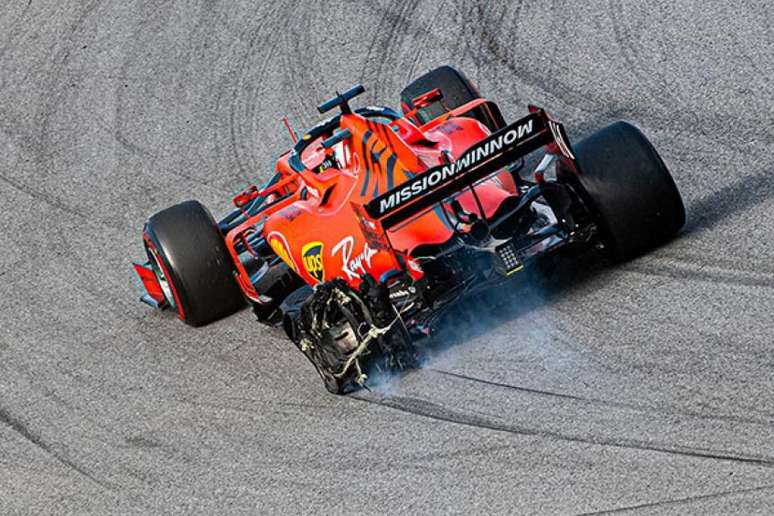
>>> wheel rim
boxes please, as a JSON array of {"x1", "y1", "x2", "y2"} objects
[{"x1": 146, "y1": 244, "x2": 177, "y2": 310}]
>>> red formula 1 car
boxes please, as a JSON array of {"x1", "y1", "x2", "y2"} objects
[{"x1": 133, "y1": 66, "x2": 685, "y2": 393}]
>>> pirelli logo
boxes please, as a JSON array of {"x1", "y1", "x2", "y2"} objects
[{"x1": 367, "y1": 114, "x2": 541, "y2": 219}]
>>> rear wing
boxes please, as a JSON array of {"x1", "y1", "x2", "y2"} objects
[{"x1": 364, "y1": 108, "x2": 574, "y2": 230}]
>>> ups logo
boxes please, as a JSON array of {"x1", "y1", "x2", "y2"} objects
[{"x1": 301, "y1": 241, "x2": 324, "y2": 283}]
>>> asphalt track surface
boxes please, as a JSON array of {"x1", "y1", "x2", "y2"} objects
[{"x1": 1, "y1": 1, "x2": 773, "y2": 514}]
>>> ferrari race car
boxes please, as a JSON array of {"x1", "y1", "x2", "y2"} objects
[{"x1": 133, "y1": 66, "x2": 685, "y2": 394}]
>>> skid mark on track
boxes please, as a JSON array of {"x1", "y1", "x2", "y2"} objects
[
  {"x1": 607, "y1": 1, "x2": 703, "y2": 130},
  {"x1": 683, "y1": 168, "x2": 774, "y2": 235},
  {"x1": 30, "y1": 1, "x2": 103, "y2": 165},
  {"x1": 226, "y1": 3, "x2": 285, "y2": 178},
  {"x1": 405, "y1": 442, "x2": 516, "y2": 464},
  {"x1": 578, "y1": 483, "x2": 774, "y2": 515},
  {"x1": 0, "y1": 405, "x2": 112, "y2": 490},
  {"x1": 0, "y1": 0, "x2": 40, "y2": 64},
  {"x1": 353, "y1": 393, "x2": 774, "y2": 469},
  {"x1": 0, "y1": 172, "x2": 91, "y2": 221},
  {"x1": 88, "y1": 109, "x2": 155, "y2": 160},
  {"x1": 360, "y1": 0, "x2": 423, "y2": 100},
  {"x1": 625, "y1": 258, "x2": 774, "y2": 290},
  {"x1": 606, "y1": 1, "x2": 665, "y2": 107},
  {"x1": 429, "y1": 368, "x2": 584, "y2": 401},
  {"x1": 429, "y1": 368, "x2": 774, "y2": 428},
  {"x1": 278, "y1": 1, "x2": 328, "y2": 129}
]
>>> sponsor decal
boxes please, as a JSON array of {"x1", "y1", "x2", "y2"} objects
[
  {"x1": 548, "y1": 120, "x2": 575, "y2": 160},
  {"x1": 279, "y1": 205, "x2": 303, "y2": 222},
  {"x1": 267, "y1": 231, "x2": 298, "y2": 272},
  {"x1": 318, "y1": 156, "x2": 337, "y2": 173},
  {"x1": 436, "y1": 121, "x2": 464, "y2": 135},
  {"x1": 407, "y1": 258, "x2": 423, "y2": 274},
  {"x1": 332, "y1": 236, "x2": 378, "y2": 280},
  {"x1": 373, "y1": 117, "x2": 537, "y2": 217},
  {"x1": 301, "y1": 241, "x2": 325, "y2": 283},
  {"x1": 388, "y1": 286, "x2": 416, "y2": 300}
]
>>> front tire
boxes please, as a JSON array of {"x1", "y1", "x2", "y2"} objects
[
  {"x1": 558, "y1": 122, "x2": 685, "y2": 261},
  {"x1": 143, "y1": 200, "x2": 244, "y2": 326}
]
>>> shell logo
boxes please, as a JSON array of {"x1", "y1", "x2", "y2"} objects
[{"x1": 267, "y1": 231, "x2": 298, "y2": 272}]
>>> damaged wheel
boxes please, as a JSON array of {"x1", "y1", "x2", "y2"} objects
[{"x1": 287, "y1": 279, "x2": 417, "y2": 394}]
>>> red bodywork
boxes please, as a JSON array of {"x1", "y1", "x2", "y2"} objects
[
  {"x1": 225, "y1": 99, "x2": 519, "y2": 303},
  {"x1": 132, "y1": 262, "x2": 165, "y2": 307}
]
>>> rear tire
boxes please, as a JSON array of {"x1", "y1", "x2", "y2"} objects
[
  {"x1": 401, "y1": 65, "x2": 503, "y2": 130},
  {"x1": 143, "y1": 200, "x2": 244, "y2": 326},
  {"x1": 558, "y1": 122, "x2": 685, "y2": 261}
]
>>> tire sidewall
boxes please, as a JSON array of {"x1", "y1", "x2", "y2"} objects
[
  {"x1": 559, "y1": 122, "x2": 685, "y2": 261},
  {"x1": 143, "y1": 200, "x2": 244, "y2": 326}
]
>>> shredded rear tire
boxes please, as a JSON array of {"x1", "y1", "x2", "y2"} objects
[{"x1": 289, "y1": 279, "x2": 417, "y2": 394}]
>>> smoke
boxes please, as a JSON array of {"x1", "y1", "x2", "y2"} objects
[
  {"x1": 423, "y1": 270, "x2": 549, "y2": 368},
  {"x1": 364, "y1": 364, "x2": 406, "y2": 397},
  {"x1": 363, "y1": 251, "x2": 606, "y2": 395}
]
